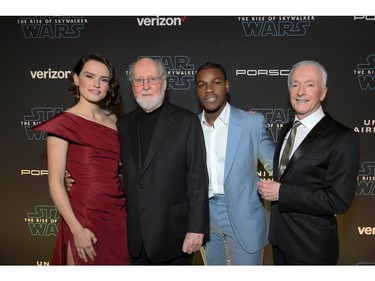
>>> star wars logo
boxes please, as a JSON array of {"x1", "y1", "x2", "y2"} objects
[
  {"x1": 238, "y1": 16, "x2": 313, "y2": 37},
  {"x1": 132, "y1": 55, "x2": 196, "y2": 90},
  {"x1": 356, "y1": 161, "x2": 375, "y2": 196},
  {"x1": 17, "y1": 16, "x2": 87, "y2": 39},
  {"x1": 354, "y1": 55, "x2": 375, "y2": 91},
  {"x1": 250, "y1": 108, "x2": 295, "y2": 143},
  {"x1": 24, "y1": 205, "x2": 58, "y2": 237},
  {"x1": 22, "y1": 107, "x2": 64, "y2": 140}
]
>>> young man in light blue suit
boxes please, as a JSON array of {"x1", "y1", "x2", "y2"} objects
[{"x1": 195, "y1": 62, "x2": 275, "y2": 265}]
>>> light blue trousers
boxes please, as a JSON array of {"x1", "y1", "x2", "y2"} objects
[{"x1": 203, "y1": 195, "x2": 263, "y2": 265}]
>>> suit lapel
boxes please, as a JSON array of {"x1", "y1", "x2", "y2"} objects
[
  {"x1": 140, "y1": 102, "x2": 174, "y2": 177},
  {"x1": 281, "y1": 115, "x2": 331, "y2": 179},
  {"x1": 224, "y1": 107, "x2": 243, "y2": 182}
]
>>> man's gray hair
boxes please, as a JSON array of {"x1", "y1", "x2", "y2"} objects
[
  {"x1": 287, "y1": 60, "x2": 327, "y2": 90},
  {"x1": 127, "y1": 58, "x2": 168, "y2": 81}
]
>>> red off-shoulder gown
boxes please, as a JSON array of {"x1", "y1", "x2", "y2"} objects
[{"x1": 33, "y1": 112, "x2": 129, "y2": 265}]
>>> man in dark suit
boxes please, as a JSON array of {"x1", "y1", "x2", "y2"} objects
[
  {"x1": 117, "y1": 57, "x2": 209, "y2": 265},
  {"x1": 257, "y1": 60, "x2": 360, "y2": 265}
]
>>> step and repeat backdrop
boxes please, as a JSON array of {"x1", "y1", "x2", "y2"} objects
[{"x1": 0, "y1": 16, "x2": 374, "y2": 265}]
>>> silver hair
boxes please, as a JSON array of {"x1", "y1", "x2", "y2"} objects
[
  {"x1": 287, "y1": 60, "x2": 327, "y2": 90},
  {"x1": 127, "y1": 58, "x2": 168, "y2": 81}
]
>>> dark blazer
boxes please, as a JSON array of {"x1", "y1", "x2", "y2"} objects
[
  {"x1": 269, "y1": 113, "x2": 360, "y2": 264},
  {"x1": 117, "y1": 101, "x2": 209, "y2": 263}
]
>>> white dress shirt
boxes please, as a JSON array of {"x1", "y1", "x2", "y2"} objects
[
  {"x1": 280, "y1": 106, "x2": 325, "y2": 161},
  {"x1": 201, "y1": 103, "x2": 230, "y2": 198}
]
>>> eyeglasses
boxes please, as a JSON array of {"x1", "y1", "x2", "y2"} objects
[{"x1": 131, "y1": 75, "x2": 164, "y2": 87}]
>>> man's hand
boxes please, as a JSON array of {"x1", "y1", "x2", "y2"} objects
[
  {"x1": 182, "y1": 232, "x2": 204, "y2": 254},
  {"x1": 257, "y1": 179, "x2": 281, "y2": 201},
  {"x1": 65, "y1": 171, "x2": 74, "y2": 192}
]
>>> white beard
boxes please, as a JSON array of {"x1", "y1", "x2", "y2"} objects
[{"x1": 135, "y1": 91, "x2": 165, "y2": 112}]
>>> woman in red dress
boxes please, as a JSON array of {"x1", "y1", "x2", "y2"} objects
[{"x1": 33, "y1": 53, "x2": 129, "y2": 265}]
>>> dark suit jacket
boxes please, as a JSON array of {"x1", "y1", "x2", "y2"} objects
[
  {"x1": 269, "y1": 113, "x2": 360, "y2": 264},
  {"x1": 117, "y1": 101, "x2": 209, "y2": 263}
]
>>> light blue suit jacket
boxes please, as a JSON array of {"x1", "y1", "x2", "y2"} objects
[{"x1": 200, "y1": 104, "x2": 275, "y2": 253}]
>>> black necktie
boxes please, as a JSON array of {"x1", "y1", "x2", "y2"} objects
[{"x1": 279, "y1": 120, "x2": 301, "y2": 175}]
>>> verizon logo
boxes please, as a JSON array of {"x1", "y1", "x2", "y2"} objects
[
  {"x1": 30, "y1": 69, "x2": 70, "y2": 79},
  {"x1": 137, "y1": 16, "x2": 186, "y2": 26},
  {"x1": 358, "y1": 227, "x2": 375, "y2": 235}
]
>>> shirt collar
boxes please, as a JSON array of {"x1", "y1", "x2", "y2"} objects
[
  {"x1": 202, "y1": 102, "x2": 230, "y2": 126},
  {"x1": 294, "y1": 106, "x2": 325, "y2": 130}
]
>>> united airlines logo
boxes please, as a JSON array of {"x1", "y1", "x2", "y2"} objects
[
  {"x1": 22, "y1": 107, "x2": 64, "y2": 140},
  {"x1": 17, "y1": 16, "x2": 87, "y2": 39},
  {"x1": 356, "y1": 161, "x2": 375, "y2": 196},
  {"x1": 238, "y1": 16, "x2": 313, "y2": 37},
  {"x1": 127, "y1": 55, "x2": 195, "y2": 90},
  {"x1": 136, "y1": 16, "x2": 186, "y2": 26},
  {"x1": 353, "y1": 119, "x2": 375, "y2": 134},
  {"x1": 354, "y1": 55, "x2": 375, "y2": 91},
  {"x1": 24, "y1": 205, "x2": 58, "y2": 237}
]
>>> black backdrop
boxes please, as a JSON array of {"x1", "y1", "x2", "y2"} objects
[{"x1": 0, "y1": 15, "x2": 374, "y2": 265}]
